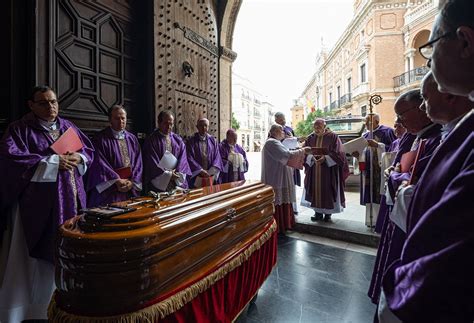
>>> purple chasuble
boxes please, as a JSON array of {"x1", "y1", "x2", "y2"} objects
[
  {"x1": 86, "y1": 127, "x2": 143, "y2": 207},
  {"x1": 369, "y1": 130, "x2": 436, "y2": 304},
  {"x1": 143, "y1": 130, "x2": 191, "y2": 190},
  {"x1": 0, "y1": 112, "x2": 94, "y2": 262},
  {"x1": 218, "y1": 140, "x2": 248, "y2": 183},
  {"x1": 360, "y1": 125, "x2": 396, "y2": 205},
  {"x1": 382, "y1": 111, "x2": 474, "y2": 322},
  {"x1": 186, "y1": 133, "x2": 223, "y2": 187},
  {"x1": 303, "y1": 130, "x2": 349, "y2": 209}
]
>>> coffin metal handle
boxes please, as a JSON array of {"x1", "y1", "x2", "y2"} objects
[{"x1": 226, "y1": 208, "x2": 237, "y2": 220}]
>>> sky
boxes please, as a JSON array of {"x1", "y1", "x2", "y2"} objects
[{"x1": 232, "y1": 0, "x2": 354, "y2": 116}]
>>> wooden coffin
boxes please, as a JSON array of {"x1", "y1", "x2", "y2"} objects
[{"x1": 54, "y1": 180, "x2": 275, "y2": 316}]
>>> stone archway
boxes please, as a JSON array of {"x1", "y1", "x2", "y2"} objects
[{"x1": 412, "y1": 30, "x2": 431, "y2": 68}]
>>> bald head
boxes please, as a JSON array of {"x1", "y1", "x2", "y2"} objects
[
  {"x1": 313, "y1": 118, "x2": 326, "y2": 135},
  {"x1": 394, "y1": 89, "x2": 431, "y2": 134},
  {"x1": 365, "y1": 113, "x2": 380, "y2": 130},
  {"x1": 421, "y1": 71, "x2": 472, "y2": 125}
]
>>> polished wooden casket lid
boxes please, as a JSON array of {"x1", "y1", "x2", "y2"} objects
[{"x1": 55, "y1": 180, "x2": 275, "y2": 316}]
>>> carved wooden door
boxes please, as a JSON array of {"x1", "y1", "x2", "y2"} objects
[
  {"x1": 48, "y1": 0, "x2": 150, "y2": 133},
  {"x1": 155, "y1": 0, "x2": 219, "y2": 138}
]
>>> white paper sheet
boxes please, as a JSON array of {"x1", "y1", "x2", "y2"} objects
[
  {"x1": 158, "y1": 151, "x2": 178, "y2": 171},
  {"x1": 343, "y1": 137, "x2": 367, "y2": 155},
  {"x1": 282, "y1": 137, "x2": 298, "y2": 149}
]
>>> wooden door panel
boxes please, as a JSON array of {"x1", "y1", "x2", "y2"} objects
[
  {"x1": 156, "y1": 0, "x2": 219, "y2": 138},
  {"x1": 51, "y1": 0, "x2": 146, "y2": 133}
]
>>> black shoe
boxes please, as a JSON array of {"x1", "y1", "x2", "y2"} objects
[
  {"x1": 323, "y1": 214, "x2": 332, "y2": 222},
  {"x1": 311, "y1": 213, "x2": 324, "y2": 221}
]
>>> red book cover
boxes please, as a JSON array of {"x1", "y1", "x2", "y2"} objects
[
  {"x1": 50, "y1": 127, "x2": 84, "y2": 155},
  {"x1": 115, "y1": 166, "x2": 132, "y2": 179}
]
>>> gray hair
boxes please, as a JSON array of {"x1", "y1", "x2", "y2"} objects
[
  {"x1": 274, "y1": 112, "x2": 285, "y2": 119},
  {"x1": 196, "y1": 118, "x2": 209, "y2": 126},
  {"x1": 269, "y1": 124, "x2": 283, "y2": 137}
]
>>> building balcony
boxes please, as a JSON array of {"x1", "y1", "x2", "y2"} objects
[
  {"x1": 352, "y1": 83, "x2": 370, "y2": 99},
  {"x1": 393, "y1": 66, "x2": 429, "y2": 89},
  {"x1": 340, "y1": 93, "x2": 352, "y2": 108},
  {"x1": 405, "y1": 0, "x2": 437, "y2": 26},
  {"x1": 330, "y1": 101, "x2": 338, "y2": 110}
]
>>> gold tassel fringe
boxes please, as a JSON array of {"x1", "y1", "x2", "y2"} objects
[{"x1": 48, "y1": 220, "x2": 277, "y2": 323}]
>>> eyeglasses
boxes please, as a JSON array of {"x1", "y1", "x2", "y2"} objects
[
  {"x1": 419, "y1": 30, "x2": 455, "y2": 60},
  {"x1": 396, "y1": 105, "x2": 418, "y2": 121},
  {"x1": 33, "y1": 99, "x2": 58, "y2": 107}
]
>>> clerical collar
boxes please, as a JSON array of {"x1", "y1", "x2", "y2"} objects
[
  {"x1": 158, "y1": 130, "x2": 170, "y2": 137},
  {"x1": 199, "y1": 134, "x2": 207, "y2": 141},
  {"x1": 468, "y1": 90, "x2": 474, "y2": 102},
  {"x1": 38, "y1": 118, "x2": 58, "y2": 131},
  {"x1": 441, "y1": 113, "x2": 467, "y2": 140},
  {"x1": 111, "y1": 128, "x2": 126, "y2": 140},
  {"x1": 416, "y1": 122, "x2": 437, "y2": 138}
]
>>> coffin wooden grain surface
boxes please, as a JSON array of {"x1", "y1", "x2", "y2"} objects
[{"x1": 55, "y1": 180, "x2": 275, "y2": 316}]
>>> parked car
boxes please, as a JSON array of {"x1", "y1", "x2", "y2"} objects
[{"x1": 325, "y1": 116, "x2": 366, "y2": 187}]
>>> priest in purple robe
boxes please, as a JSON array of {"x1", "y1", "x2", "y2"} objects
[
  {"x1": 379, "y1": 5, "x2": 474, "y2": 315},
  {"x1": 275, "y1": 111, "x2": 302, "y2": 214},
  {"x1": 368, "y1": 88, "x2": 442, "y2": 306},
  {"x1": 352, "y1": 113, "x2": 396, "y2": 227},
  {"x1": 262, "y1": 124, "x2": 311, "y2": 234},
  {"x1": 86, "y1": 105, "x2": 143, "y2": 207},
  {"x1": 374, "y1": 119, "x2": 408, "y2": 233},
  {"x1": 186, "y1": 118, "x2": 223, "y2": 188},
  {"x1": 219, "y1": 129, "x2": 248, "y2": 183},
  {"x1": 0, "y1": 85, "x2": 94, "y2": 322},
  {"x1": 302, "y1": 118, "x2": 349, "y2": 222},
  {"x1": 143, "y1": 110, "x2": 191, "y2": 192}
]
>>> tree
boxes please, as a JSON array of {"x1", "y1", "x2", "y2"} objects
[
  {"x1": 231, "y1": 112, "x2": 240, "y2": 130},
  {"x1": 294, "y1": 109, "x2": 334, "y2": 137}
]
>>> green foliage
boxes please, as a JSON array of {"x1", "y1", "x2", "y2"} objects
[
  {"x1": 294, "y1": 109, "x2": 334, "y2": 137},
  {"x1": 231, "y1": 112, "x2": 240, "y2": 130}
]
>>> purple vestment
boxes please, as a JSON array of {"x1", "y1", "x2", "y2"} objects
[
  {"x1": 303, "y1": 130, "x2": 349, "y2": 210},
  {"x1": 86, "y1": 127, "x2": 143, "y2": 207},
  {"x1": 0, "y1": 112, "x2": 94, "y2": 262},
  {"x1": 360, "y1": 125, "x2": 396, "y2": 205},
  {"x1": 368, "y1": 126, "x2": 442, "y2": 304},
  {"x1": 382, "y1": 111, "x2": 474, "y2": 322},
  {"x1": 143, "y1": 130, "x2": 191, "y2": 190},
  {"x1": 186, "y1": 133, "x2": 223, "y2": 187},
  {"x1": 218, "y1": 139, "x2": 248, "y2": 183}
]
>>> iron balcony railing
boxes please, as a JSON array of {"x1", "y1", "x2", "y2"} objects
[
  {"x1": 340, "y1": 93, "x2": 352, "y2": 106},
  {"x1": 394, "y1": 66, "x2": 429, "y2": 88}
]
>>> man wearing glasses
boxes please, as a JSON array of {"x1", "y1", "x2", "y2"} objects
[
  {"x1": 0, "y1": 85, "x2": 94, "y2": 321},
  {"x1": 379, "y1": 0, "x2": 474, "y2": 321}
]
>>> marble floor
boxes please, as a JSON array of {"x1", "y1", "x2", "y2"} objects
[{"x1": 236, "y1": 234, "x2": 377, "y2": 323}]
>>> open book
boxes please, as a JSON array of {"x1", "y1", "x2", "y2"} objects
[
  {"x1": 343, "y1": 137, "x2": 367, "y2": 155},
  {"x1": 50, "y1": 127, "x2": 84, "y2": 154}
]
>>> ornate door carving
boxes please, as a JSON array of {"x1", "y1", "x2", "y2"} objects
[
  {"x1": 49, "y1": 0, "x2": 149, "y2": 133},
  {"x1": 155, "y1": 0, "x2": 219, "y2": 138}
]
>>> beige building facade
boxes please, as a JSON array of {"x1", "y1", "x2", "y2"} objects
[
  {"x1": 290, "y1": 104, "x2": 305, "y2": 129},
  {"x1": 299, "y1": 0, "x2": 439, "y2": 126}
]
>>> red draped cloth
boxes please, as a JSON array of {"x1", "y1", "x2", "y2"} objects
[
  {"x1": 274, "y1": 203, "x2": 295, "y2": 233},
  {"x1": 159, "y1": 226, "x2": 278, "y2": 322}
]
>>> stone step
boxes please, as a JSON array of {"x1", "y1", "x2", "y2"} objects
[{"x1": 293, "y1": 218, "x2": 380, "y2": 248}]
